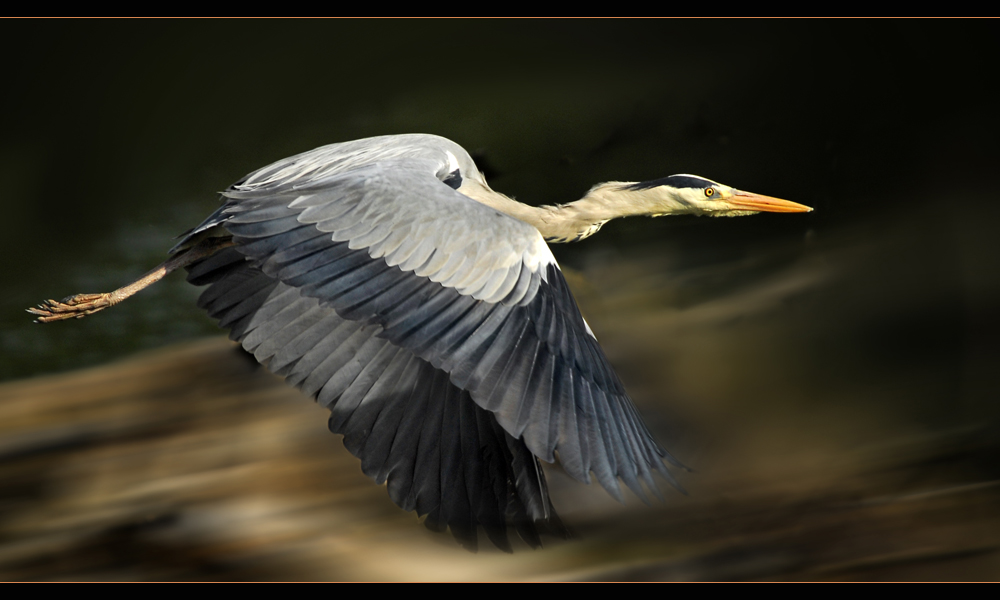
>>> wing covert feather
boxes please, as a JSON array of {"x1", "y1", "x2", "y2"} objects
[
  {"x1": 187, "y1": 248, "x2": 565, "y2": 550},
  {"x1": 179, "y1": 135, "x2": 681, "y2": 544}
]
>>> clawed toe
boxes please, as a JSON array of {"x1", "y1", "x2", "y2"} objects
[
  {"x1": 27, "y1": 293, "x2": 112, "y2": 323},
  {"x1": 61, "y1": 293, "x2": 106, "y2": 305}
]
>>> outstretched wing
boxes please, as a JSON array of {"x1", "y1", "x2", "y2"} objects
[
  {"x1": 182, "y1": 134, "x2": 680, "y2": 543},
  {"x1": 188, "y1": 247, "x2": 565, "y2": 551}
]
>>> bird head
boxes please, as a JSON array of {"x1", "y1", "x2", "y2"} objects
[{"x1": 621, "y1": 175, "x2": 813, "y2": 217}]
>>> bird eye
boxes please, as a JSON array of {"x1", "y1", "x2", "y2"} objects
[{"x1": 704, "y1": 188, "x2": 715, "y2": 197}]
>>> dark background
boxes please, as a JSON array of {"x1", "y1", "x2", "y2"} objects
[{"x1": 1, "y1": 20, "x2": 998, "y2": 581}]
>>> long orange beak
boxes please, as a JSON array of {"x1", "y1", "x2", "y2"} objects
[{"x1": 729, "y1": 190, "x2": 813, "y2": 213}]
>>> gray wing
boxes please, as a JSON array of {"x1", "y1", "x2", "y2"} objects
[
  {"x1": 187, "y1": 247, "x2": 565, "y2": 551},
  {"x1": 182, "y1": 135, "x2": 679, "y2": 542}
]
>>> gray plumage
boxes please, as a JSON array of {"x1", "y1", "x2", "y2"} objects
[
  {"x1": 177, "y1": 134, "x2": 680, "y2": 550},
  {"x1": 33, "y1": 133, "x2": 811, "y2": 551}
]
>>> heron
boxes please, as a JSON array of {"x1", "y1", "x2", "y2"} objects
[{"x1": 29, "y1": 134, "x2": 812, "y2": 552}]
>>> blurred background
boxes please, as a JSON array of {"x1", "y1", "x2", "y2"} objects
[{"x1": 1, "y1": 20, "x2": 999, "y2": 581}]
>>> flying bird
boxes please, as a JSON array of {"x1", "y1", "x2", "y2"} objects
[{"x1": 29, "y1": 134, "x2": 812, "y2": 551}]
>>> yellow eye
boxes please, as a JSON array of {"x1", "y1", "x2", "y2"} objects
[{"x1": 704, "y1": 188, "x2": 715, "y2": 197}]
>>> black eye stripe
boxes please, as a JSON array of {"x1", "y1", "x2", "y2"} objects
[{"x1": 625, "y1": 175, "x2": 714, "y2": 191}]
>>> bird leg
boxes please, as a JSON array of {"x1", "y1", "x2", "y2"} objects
[{"x1": 28, "y1": 237, "x2": 235, "y2": 323}]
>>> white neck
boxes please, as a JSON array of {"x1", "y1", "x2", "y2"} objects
[{"x1": 458, "y1": 180, "x2": 685, "y2": 243}]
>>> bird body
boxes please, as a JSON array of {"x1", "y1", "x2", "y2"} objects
[{"x1": 30, "y1": 134, "x2": 812, "y2": 551}]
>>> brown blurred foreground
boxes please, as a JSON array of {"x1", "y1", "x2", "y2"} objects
[{"x1": 2, "y1": 333, "x2": 999, "y2": 581}]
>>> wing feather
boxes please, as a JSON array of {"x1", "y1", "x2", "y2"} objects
[
  {"x1": 186, "y1": 247, "x2": 565, "y2": 550},
  {"x1": 179, "y1": 135, "x2": 678, "y2": 548}
]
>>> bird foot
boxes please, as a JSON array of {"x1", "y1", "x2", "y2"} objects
[{"x1": 27, "y1": 293, "x2": 113, "y2": 323}]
